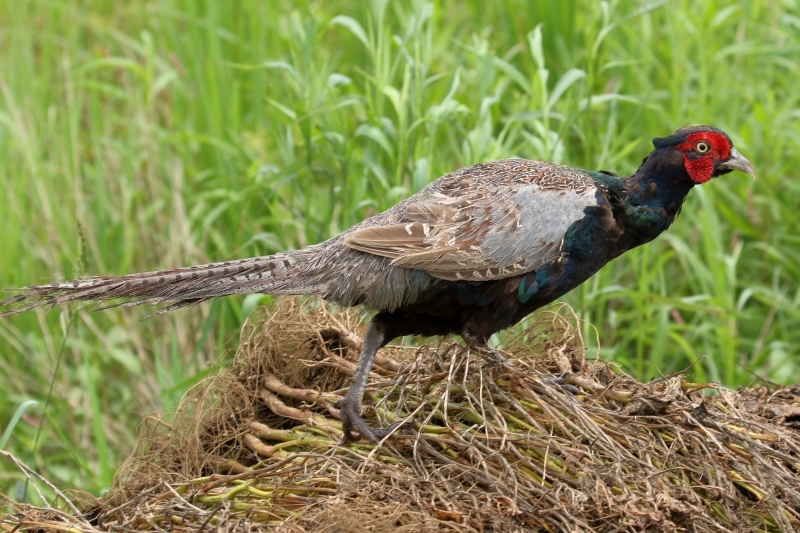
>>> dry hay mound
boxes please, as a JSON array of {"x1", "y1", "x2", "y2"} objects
[{"x1": 5, "y1": 297, "x2": 800, "y2": 532}]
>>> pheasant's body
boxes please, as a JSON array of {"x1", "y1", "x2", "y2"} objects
[{"x1": 0, "y1": 125, "x2": 755, "y2": 443}]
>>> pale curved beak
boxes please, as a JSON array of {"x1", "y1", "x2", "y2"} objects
[{"x1": 719, "y1": 147, "x2": 756, "y2": 179}]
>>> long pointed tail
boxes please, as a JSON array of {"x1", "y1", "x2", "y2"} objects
[{"x1": 0, "y1": 252, "x2": 312, "y2": 318}]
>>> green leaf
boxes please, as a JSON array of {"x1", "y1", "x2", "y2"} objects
[
  {"x1": 493, "y1": 58, "x2": 533, "y2": 97},
  {"x1": 547, "y1": 69, "x2": 586, "y2": 110},
  {"x1": 329, "y1": 15, "x2": 370, "y2": 49},
  {"x1": 0, "y1": 400, "x2": 39, "y2": 449},
  {"x1": 527, "y1": 24, "x2": 545, "y2": 70},
  {"x1": 355, "y1": 124, "x2": 394, "y2": 156}
]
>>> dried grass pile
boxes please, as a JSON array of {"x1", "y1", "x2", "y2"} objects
[{"x1": 4, "y1": 297, "x2": 800, "y2": 532}]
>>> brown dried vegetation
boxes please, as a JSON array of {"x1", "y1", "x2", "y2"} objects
[{"x1": 4, "y1": 298, "x2": 800, "y2": 532}]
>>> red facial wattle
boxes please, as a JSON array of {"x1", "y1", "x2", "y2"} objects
[
  {"x1": 674, "y1": 132, "x2": 731, "y2": 184},
  {"x1": 683, "y1": 155, "x2": 714, "y2": 184}
]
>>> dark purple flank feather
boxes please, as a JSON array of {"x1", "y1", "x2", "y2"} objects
[{"x1": 0, "y1": 125, "x2": 755, "y2": 443}]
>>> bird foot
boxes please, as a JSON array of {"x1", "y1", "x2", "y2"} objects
[
  {"x1": 541, "y1": 372, "x2": 581, "y2": 395},
  {"x1": 335, "y1": 395, "x2": 411, "y2": 444},
  {"x1": 460, "y1": 331, "x2": 512, "y2": 368},
  {"x1": 471, "y1": 345, "x2": 512, "y2": 368}
]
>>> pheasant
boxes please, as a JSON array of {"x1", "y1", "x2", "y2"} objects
[{"x1": 1, "y1": 125, "x2": 754, "y2": 443}]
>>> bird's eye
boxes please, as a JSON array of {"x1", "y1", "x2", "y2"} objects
[{"x1": 695, "y1": 141, "x2": 710, "y2": 154}]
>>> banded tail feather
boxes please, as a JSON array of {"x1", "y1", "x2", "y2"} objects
[{"x1": 0, "y1": 252, "x2": 304, "y2": 318}]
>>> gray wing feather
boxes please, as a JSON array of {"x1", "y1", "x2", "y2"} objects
[{"x1": 345, "y1": 181, "x2": 599, "y2": 281}]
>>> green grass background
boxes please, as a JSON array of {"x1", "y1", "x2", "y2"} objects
[{"x1": 1, "y1": 0, "x2": 799, "y2": 498}]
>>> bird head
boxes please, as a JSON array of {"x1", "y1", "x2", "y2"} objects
[{"x1": 652, "y1": 125, "x2": 755, "y2": 184}]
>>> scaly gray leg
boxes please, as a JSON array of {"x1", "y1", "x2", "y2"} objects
[
  {"x1": 336, "y1": 318, "x2": 408, "y2": 443},
  {"x1": 460, "y1": 329, "x2": 511, "y2": 367},
  {"x1": 462, "y1": 329, "x2": 578, "y2": 392}
]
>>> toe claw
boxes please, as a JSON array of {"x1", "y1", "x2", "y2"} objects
[
  {"x1": 369, "y1": 420, "x2": 413, "y2": 441},
  {"x1": 336, "y1": 396, "x2": 410, "y2": 444}
]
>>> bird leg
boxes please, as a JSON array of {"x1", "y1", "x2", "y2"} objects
[
  {"x1": 335, "y1": 316, "x2": 408, "y2": 443},
  {"x1": 460, "y1": 329, "x2": 511, "y2": 367},
  {"x1": 462, "y1": 330, "x2": 579, "y2": 393}
]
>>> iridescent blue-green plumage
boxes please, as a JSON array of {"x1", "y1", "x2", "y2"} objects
[{"x1": 0, "y1": 125, "x2": 756, "y2": 443}]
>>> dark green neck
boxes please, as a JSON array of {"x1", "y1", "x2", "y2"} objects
[{"x1": 624, "y1": 148, "x2": 694, "y2": 219}]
